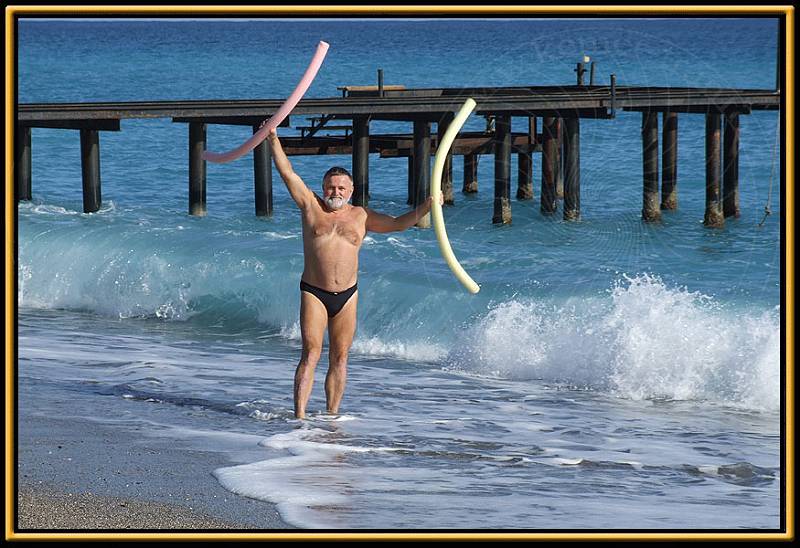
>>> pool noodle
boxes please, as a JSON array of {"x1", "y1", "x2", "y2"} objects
[
  {"x1": 430, "y1": 98, "x2": 480, "y2": 294},
  {"x1": 202, "y1": 41, "x2": 329, "y2": 163}
]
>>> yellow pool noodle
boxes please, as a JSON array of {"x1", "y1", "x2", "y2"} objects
[{"x1": 430, "y1": 98, "x2": 480, "y2": 294}]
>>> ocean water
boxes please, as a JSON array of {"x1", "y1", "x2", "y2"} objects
[{"x1": 16, "y1": 18, "x2": 783, "y2": 530}]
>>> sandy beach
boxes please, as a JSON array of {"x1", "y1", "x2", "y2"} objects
[
  {"x1": 17, "y1": 484, "x2": 251, "y2": 530},
  {"x1": 15, "y1": 412, "x2": 294, "y2": 532}
]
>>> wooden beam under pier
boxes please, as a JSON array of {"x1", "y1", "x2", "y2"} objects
[
  {"x1": 704, "y1": 112, "x2": 724, "y2": 228},
  {"x1": 252, "y1": 124, "x2": 272, "y2": 217},
  {"x1": 79, "y1": 129, "x2": 101, "y2": 213},
  {"x1": 555, "y1": 118, "x2": 564, "y2": 199},
  {"x1": 642, "y1": 111, "x2": 661, "y2": 222},
  {"x1": 377, "y1": 133, "x2": 540, "y2": 158},
  {"x1": 188, "y1": 122, "x2": 207, "y2": 217},
  {"x1": 15, "y1": 125, "x2": 32, "y2": 202},
  {"x1": 413, "y1": 120, "x2": 432, "y2": 228},
  {"x1": 723, "y1": 111, "x2": 741, "y2": 218},
  {"x1": 463, "y1": 154, "x2": 478, "y2": 194},
  {"x1": 516, "y1": 116, "x2": 535, "y2": 201},
  {"x1": 493, "y1": 114, "x2": 512, "y2": 224},
  {"x1": 352, "y1": 115, "x2": 370, "y2": 207},
  {"x1": 20, "y1": 119, "x2": 121, "y2": 131},
  {"x1": 562, "y1": 117, "x2": 580, "y2": 221},
  {"x1": 437, "y1": 112, "x2": 456, "y2": 204},
  {"x1": 540, "y1": 116, "x2": 558, "y2": 214},
  {"x1": 661, "y1": 112, "x2": 678, "y2": 210}
]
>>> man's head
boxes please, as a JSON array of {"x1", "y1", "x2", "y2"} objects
[{"x1": 322, "y1": 166, "x2": 354, "y2": 211}]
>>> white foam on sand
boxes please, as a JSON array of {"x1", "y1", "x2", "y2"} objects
[{"x1": 212, "y1": 427, "x2": 398, "y2": 529}]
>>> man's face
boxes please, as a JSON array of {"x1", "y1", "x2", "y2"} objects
[{"x1": 322, "y1": 174, "x2": 353, "y2": 211}]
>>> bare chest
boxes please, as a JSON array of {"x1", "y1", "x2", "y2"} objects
[{"x1": 304, "y1": 209, "x2": 366, "y2": 247}]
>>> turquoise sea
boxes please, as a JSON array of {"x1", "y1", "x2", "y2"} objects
[{"x1": 17, "y1": 18, "x2": 783, "y2": 530}]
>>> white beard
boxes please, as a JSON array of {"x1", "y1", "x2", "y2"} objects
[{"x1": 325, "y1": 196, "x2": 345, "y2": 210}]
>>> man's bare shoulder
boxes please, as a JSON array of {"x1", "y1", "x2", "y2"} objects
[{"x1": 351, "y1": 205, "x2": 370, "y2": 217}]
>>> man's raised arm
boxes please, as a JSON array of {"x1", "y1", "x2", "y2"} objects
[
  {"x1": 365, "y1": 196, "x2": 440, "y2": 233},
  {"x1": 267, "y1": 129, "x2": 313, "y2": 209}
]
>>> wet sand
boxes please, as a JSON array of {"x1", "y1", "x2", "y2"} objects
[{"x1": 15, "y1": 413, "x2": 294, "y2": 532}]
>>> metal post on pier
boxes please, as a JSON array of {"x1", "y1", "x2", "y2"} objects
[
  {"x1": 493, "y1": 114, "x2": 512, "y2": 224},
  {"x1": 563, "y1": 117, "x2": 581, "y2": 221},
  {"x1": 575, "y1": 62, "x2": 586, "y2": 86},
  {"x1": 352, "y1": 115, "x2": 370, "y2": 207},
  {"x1": 413, "y1": 119, "x2": 431, "y2": 228},
  {"x1": 253, "y1": 124, "x2": 273, "y2": 217},
  {"x1": 188, "y1": 122, "x2": 207, "y2": 217},
  {"x1": 642, "y1": 111, "x2": 661, "y2": 222},
  {"x1": 541, "y1": 116, "x2": 558, "y2": 214},
  {"x1": 723, "y1": 111, "x2": 741, "y2": 218},
  {"x1": 438, "y1": 112, "x2": 455, "y2": 204},
  {"x1": 80, "y1": 129, "x2": 102, "y2": 213},
  {"x1": 661, "y1": 112, "x2": 678, "y2": 210},
  {"x1": 16, "y1": 125, "x2": 32, "y2": 202},
  {"x1": 704, "y1": 111, "x2": 724, "y2": 228}
]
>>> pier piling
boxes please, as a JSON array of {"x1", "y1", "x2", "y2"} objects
[
  {"x1": 80, "y1": 129, "x2": 101, "y2": 213},
  {"x1": 16, "y1": 125, "x2": 32, "y2": 202},
  {"x1": 493, "y1": 114, "x2": 512, "y2": 224},
  {"x1": 642, "y1": 111, "x2": 661, "y2": 222},
  {"x1": 723, "y1": 111, "x2": 740, "y2": 218},
  {"x1": 407, "y1": 156, "x2": 414, "y2": 205},
  {"x1": 253, "y1": 124, "x2": 273, "y2": 217},
  {"x1": 517, "y1": 152, "x2": 533, "y2": 200},
  {"x1": 517, "y1": 116, "x2": 535, "y2": 200},
  {"x1": 556, "y1": 118, "x2": 564, "y2": 199},
  {"x1": 541, "y1": 117, "x2": 558, "y2": 213},
  {"x1": 563, "y1": 117, "x2": 580, "y2": 221},
  {"x1": 413, "y1": 119, "x2": 431, "y2": 228},
  {"x1": 438, "y1": 113, "x2": 455, "y2": 204},
  {"x1": 352, "y1": 115, "x2": 370, "y2": 207},
  {"x1": 463, "y1": 153, "x2": 478, "y2": 193},
  {"x1": 704, "y1": 112, "x2": 724, "y2": 228},
  {"x1": 189, "y1": 122, "x2": 207, "y2": 217},
  {"x1": 661, "y1": 112, "x2": 678, "y2": 210}
]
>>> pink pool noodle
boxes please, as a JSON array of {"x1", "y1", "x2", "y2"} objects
[{"x1": 202, "y1": 41, "x2": 330, "y2": 163}]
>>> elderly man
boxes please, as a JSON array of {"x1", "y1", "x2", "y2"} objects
[{"x1": 267, "y1": 128, "x2": 437, "y2": 419}]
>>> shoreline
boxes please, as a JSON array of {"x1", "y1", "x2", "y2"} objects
[{"x1": 16, "y1": 409, "x2": 295, "y2": 532}]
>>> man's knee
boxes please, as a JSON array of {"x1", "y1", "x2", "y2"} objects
[
  {"x1": 329, "y1": 348, "x2": 349, "y2": 370},
  {"x1": 301, "y1": 346, "x2": 323, "y2": 365}
]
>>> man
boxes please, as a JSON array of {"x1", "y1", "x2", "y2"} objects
[{"x1": 267, "y1": 128, "x2": 438, "y2": 419}]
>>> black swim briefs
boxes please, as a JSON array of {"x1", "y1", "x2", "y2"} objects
[{"x1": 300, "y1": 280, "x2": 358, "y2": 318}]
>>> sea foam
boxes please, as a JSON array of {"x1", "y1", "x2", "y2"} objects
[{"x1": 448, "y1": 274, "x2": 780, "y2": 411}]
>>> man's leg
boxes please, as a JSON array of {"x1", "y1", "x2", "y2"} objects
[
  {"x1": 295, "y1": 290, "x2": 328, "y2": 419},
  {"x1": 325, "y1": 291, "x2": 358, "y2": 415}
]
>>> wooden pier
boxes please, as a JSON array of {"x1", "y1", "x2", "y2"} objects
[{"x1": 16, "y1": 80, "x2": 779, "y2": 227}]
